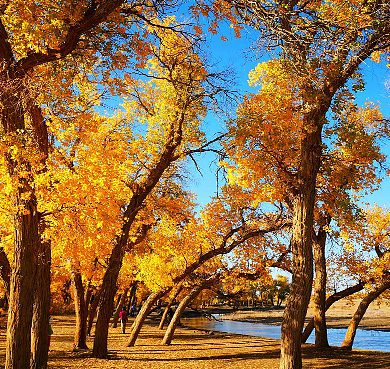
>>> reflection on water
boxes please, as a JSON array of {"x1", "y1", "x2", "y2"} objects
[{"x1": 183, "y1": 316, "x2": 390, "y2": 352}]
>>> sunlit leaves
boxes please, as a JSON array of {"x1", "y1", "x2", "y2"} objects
[{"x1": 33, "y1": 20, "x2": 211, "y2": 291}]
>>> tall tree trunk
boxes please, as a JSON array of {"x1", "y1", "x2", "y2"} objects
[
  {"x1": 312, "y1": 228, "x2": 329, "y2": 347},
  {"x1": 3, "y1": 87, "x2": 40, "y2": 368},
  {"x1": 159, "y1": 284, "x2": 183, "y2": 330},
  {"x1": 280, "y1": 196, "x2": 314, "y2": 369},
  {"x1": 6, "y1": 194, "x2": 40, "y2": 369},
  {"x1": 71, "y1": 266, "x2": 88, "y2": 350},
  {"x1": 112, "y1": 288, "x2": 129, "y2": 328},
  {"x1": 127, "y1": 288, "x2": 171, "y2": 347},
  {"x1": 92, "y1": 242, "x2": 125, "y2": 358},
  {"x1": 85, "y1": 284, "x2": 93, "y2": 312},
  {"x1": 91, "y1": 221, "x2": 154, "y2": 357},
  {"x1": 31, "y1": 238, "x2": 51, "y2": 369},
  {"x1": 127, "y1": 281, "x2": 138, "y2": 313},
  {"x1": 30, "y1": 103, "x2": 51, "y2": 369},
  {"x1": 0, "y1": 247, "x2": 11, "y2": 298},
  {"x1": 341, "y1": 277, "x2": 390, "y2": 350},
  {"x1": 91, "y1": 209, "x2": 153, "y2": 358},
  {"x1": 302, "y1": 281, "x2": 364, "y2": 343},
  {"x1": 87, "y1": 289, "x2": 101, "y2": 336},
  {"x1": 162, "y1": 276, "x2": 217, "y2": 345},
  {"x1": 280, "y1": 116, "x2": 322, "y2": 369}
]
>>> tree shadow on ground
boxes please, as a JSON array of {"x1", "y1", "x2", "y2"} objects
[
  {"x1": 108, "y1": 348, "x2": 281, "y2": 362},
  {"x1": 302, "y1": 345, "x2": 390, "y2": 368}
]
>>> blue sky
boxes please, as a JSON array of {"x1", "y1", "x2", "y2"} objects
[
  {"x1": 354, "y1": 61, "x2": 390, "y2": 208},
  {"x1": 187, "y1": 29, "x2": 390, "y2": 210},
  {"x1": 185, "y1": 26, "x2": 262, "y2": 207}
]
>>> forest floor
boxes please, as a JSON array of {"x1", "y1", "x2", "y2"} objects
[{"x1": 0, "y1": 300, "x2": 390, "y2": 368}]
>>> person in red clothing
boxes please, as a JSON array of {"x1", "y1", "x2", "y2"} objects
[{"x1": 119, "y1": 306, "x2": 128, "y2": 334}]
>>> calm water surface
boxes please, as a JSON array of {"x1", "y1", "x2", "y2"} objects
[{"x1": 183, "y1": 316, "x2": 390, "y2": 352}]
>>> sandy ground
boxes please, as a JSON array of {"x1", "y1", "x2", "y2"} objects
[
  {"x1": 0, "y1": 307, "x2": 389, "y2": 368},
  {"x1": 221, "y1": 299, "x2": 390, "y2": 331}
]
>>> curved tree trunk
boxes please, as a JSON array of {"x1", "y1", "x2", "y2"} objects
[
  {"x1": 162, "y1": 275, "x2": 217, "y2": 345},
  {"x1": 341, "y1": 277, "x2": 390, "y2": 350},
  {"x1": 92, "y1": 243, "x2": 125, "y2": 358},
  {"x1": 91, "y1": 69, "x2": 188, "y2": 357},
  {"x1": 71, "y1": 266, "x2": 88, "y2": 350},
  {"x1": 112, "y1": 288, "x2": 129, "y2": 328},
  {"x1": 92, "y1": 223, "x2": 154, "y2": 357},
  {"x1": 31, "y1": 239, "x2": 51, "y2": 369},
  {"x1": 87, "y1": 289, "x2": 102, "y2": 336},
  {"x1": 312, "y1": 228, "x2": 329, "y2": 347},
  {"x1": 302, "y1": 281, "x2": 364, "y2": 343},
  {"x1": 159, "y1": 284, "x2": 183, "y2": 330},
  {"x1": 162, "y1": 290, "x2": 199, "y2": 345},
  {"x1": 127, "y1": 288, "x2": 171, "y2": 347}
]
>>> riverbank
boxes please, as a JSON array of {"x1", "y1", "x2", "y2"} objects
[
  {"x1": 220, "y1": 299, "x2": 390, "y2": 331},
  {"x1": 1, "y1": 314, "x2": 390, "y2": 368}
]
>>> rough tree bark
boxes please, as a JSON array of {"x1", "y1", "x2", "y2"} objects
[
  {"x1": 302, "y1": 282, "x2": 364, "y2": 343},
  {"x1": 127, "y1": 288, "x2": 171, "y2": 347},
  {"x1": 280, "y1": 109, "x2": 325, "y2": 369},
  {"x1": 6, "y1": 189, "x2": 40, "y2": 369},
  {"x1": 92, "y1": 194, "x2": 176, "y2": 358},
  {"x1": 3, "y1": 88, "x2": 40, "y2": 369},
  {"x1": 341, "y1": 277, "x2": 390, "y2": 350},
  {"x1": 92, "y1": 242, "x2": 127, "y2": 358},
  {"x1": 31, "y1": 238, "x2": 51, "y2": 369},
  {"x1": 0, "y1": 248, "x2": 11, "y2": 298},
  {"x1": 312, "y1": 228, "x2": 329, "y2": 347},
  {"x1": 71, "y1": 266, "x2": 88, "y2": 350}
]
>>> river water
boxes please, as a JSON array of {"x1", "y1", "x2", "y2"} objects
[{"x1": 183, "y1": 317, "x2": 390, "y2": 352}]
